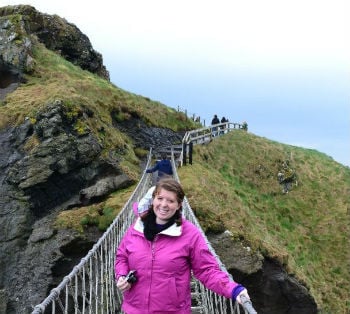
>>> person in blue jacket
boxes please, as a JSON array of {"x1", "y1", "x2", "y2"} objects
[{"x1": 146, "y1": 153, "x2": 173, "y2": 182}]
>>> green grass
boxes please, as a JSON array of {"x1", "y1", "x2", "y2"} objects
[
  {"x1": 56, "y1": 184, "x2": 137, "y2": 232},
  {"x1": 177, "y1": 131, "x2": 350, "y2": 313},
  {"x1": 0, "y1": 42, "x2": 200, "y2": 133}
]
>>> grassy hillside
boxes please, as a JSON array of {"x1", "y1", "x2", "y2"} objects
[
  {"x1": 177, "y1": 130, "x2": 350, "y2": 313},
  {"x1": 0, "y1": 41, "x2": 199, "y2": 180},
  {"x1": 0, "y1": 42, "x2": 197, "y2": 133}
]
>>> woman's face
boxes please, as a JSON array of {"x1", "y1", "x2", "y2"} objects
[{"x1": 153, "y1": 188, "x2": 180, "y2": 224}]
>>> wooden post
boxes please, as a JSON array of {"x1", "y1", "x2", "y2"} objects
[
  {"x1": 182, "y1": 143, "x2": 187, "y2": 165},
  {"x1": 189, "y1": 142, "x2": 193, "y2": 165}
]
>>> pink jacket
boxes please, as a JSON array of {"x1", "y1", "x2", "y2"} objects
[{"x1": 115, "y1": 217, "x2": 238, "y2": 314}]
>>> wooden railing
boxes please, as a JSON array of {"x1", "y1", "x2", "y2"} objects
[
  {"x1": 183, "y1": 122, "x2": 244, "y2": 144},
  {"x1": 179, "y1": 122, "x2": 244, "y2": 166}
]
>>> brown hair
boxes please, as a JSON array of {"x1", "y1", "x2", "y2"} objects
[
  {"x1": 141, "y1": 178, "x2": 185, "y2": 228},
  {"x1": 152, "y1": 178, "x2": 185, "y2": 205}
]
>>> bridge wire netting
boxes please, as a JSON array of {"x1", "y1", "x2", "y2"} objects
[{"x1": 31, "y1": 148, "x2": 253, "y2": 314}]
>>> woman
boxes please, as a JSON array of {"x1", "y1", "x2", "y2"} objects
[{"x1": 115, "y1": 178, "x2": 250, "y2": 314}]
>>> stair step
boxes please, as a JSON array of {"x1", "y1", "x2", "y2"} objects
[{"x1": 191, "y1": 305, "x2": 205, "y2": 314}]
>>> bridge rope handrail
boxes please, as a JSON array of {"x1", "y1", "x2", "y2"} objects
[{"x1": 31, "y1": 147, "x2": 257, "y2": 313}]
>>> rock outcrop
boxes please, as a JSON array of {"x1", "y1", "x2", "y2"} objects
[
  {"x1": 0, "y1": 4, "x2": 109, "y2": 101},
  {"x1": 209, "y1": 232, "x2": 317, "y2": 314},
  {"x1": 0, "y1": 100, "x2": 128, "y2": 313}
]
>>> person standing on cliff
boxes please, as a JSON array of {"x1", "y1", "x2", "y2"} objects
[
  {"x1": 220, "y1": 116, "x2": 228, "y2": 134},
  {"x1": 211, "y1": 114, "x2": 220, "y2": 137}
]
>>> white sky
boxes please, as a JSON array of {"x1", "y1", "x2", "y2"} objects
[
  {"x1": 2, "y1": 0, "x2": 349, "y2": 68},
  {"x1": 1, "y1": 0, "x2": 349, "y2": 166}
]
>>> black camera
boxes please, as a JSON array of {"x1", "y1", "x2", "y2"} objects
[{"x1": 125, "y1": 270, "x2": 137, "y2": 284}]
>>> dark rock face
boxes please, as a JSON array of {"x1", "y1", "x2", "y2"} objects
[
  {"x1": 5, "y1": 101, "x2": 126, "y2": 215},
  {"x1": 111, "y1": 111, "x2": 184, "y2": 151},
  {"x1": 0, "y1": 61, "x2": 22, "y2": 89},
  {"x1": 3, "y1": 212, "x2": 100, "y2": 314},
  {"x1": 0, "y1": 100, "x2": 132, "y2": 313},
  {"x1": 252, "y1": 260, "x2": 317, "y2": 314},
  {"x1": 0, "y1": 6, "x2": 31, "y2": 101},
  {"x1": 208, "y1": 232, "x2": 317, "y2": 314},
  {"x1": 0, "y1": 10, "x2": 34, "y2": 74},
  {"x1": 0, "y1": 5, "x2": 109, "y2": 81}
]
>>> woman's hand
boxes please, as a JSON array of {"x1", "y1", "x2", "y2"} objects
[
  {"x1": 236, "y1": 289, "x2": 257, "y2": 314},
  {"x1": 116, "y1": 276, "x2": 131, "y2": 292},
  {"x1": 236, "y1": 289, "x2": 250, "y2": 304}
]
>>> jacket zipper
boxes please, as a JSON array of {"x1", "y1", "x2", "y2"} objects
[{"x1": 148, "y1": 236, "x2": 157, "y2": 313}]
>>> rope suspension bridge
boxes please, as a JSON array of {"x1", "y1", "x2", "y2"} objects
[{"x1": 32, "y1": 123, "x2": 257, "y2": 314}]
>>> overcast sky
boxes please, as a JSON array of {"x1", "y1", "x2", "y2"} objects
[{"x1": 2, "y1": 0, "x2": 349, "y2": 166}]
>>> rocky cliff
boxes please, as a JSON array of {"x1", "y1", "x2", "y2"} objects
[{"x1": 0, "y1": 5, "x2": 109, "y2": 83}]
